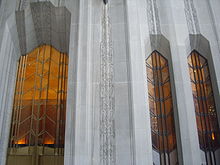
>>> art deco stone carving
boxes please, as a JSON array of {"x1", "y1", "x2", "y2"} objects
[
  {"x1": 100, "y1": 4, "x2": 116, "y2": 165},
  {"x1": 147, "y1": 0, "x2": 161, "y2": 34},
  {"x1": 15, "y1": 1, "x2": 71, "y2": 55},
  {"x1": 30, "y1": 1, "x2": 70, "y2": 53},
  {"x1": 184, "y1": 0, "x2": 200, "y2": 34},
  {"x1": 17, "y1": 0, "x2": 66, "y2": 10},
  {"x1": 31, "y1": 2, "x2": 52, "y2": 45}
]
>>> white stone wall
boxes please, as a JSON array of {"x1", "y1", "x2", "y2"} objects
[
  {"x1": 0, "y1": 0, "x2": 220, "y2": 165},
  {"x1": 157, "y1": 0, "x2": 201, "y2": 164},
  {"x1": 0, "y1": 18, "x2": 20, "y2": 165}
]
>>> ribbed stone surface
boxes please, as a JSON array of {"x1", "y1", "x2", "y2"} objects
[{"x1": 0, "y1": 0, "x2": 220, "y2": 165}]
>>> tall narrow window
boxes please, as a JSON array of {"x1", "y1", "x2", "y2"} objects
[
  {"x1": 188, "y1": 51, "x2": 220, "y2": 164},
  {"x1": 146, "y1": 51, "x2": 178, "y2": 165},
  {"x1": 7, "y1": 45, "x2": 68, "y2": 165}
]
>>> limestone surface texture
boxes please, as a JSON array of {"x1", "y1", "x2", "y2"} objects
[{"x1": 0, "y1": 0, "x2": 220, "y2": 165}]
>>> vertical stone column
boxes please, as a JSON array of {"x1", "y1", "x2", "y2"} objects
[
  {"x1": 197, "y1": 0, "x2": 220, "y2": 126},
  {"x1": 0, "y1": 23, "x2": 20, "y2": 165},
  {"x1": 63, "y1": 1, "x2": 80, "y2": 165},
  {"x1": 205, "y1": 0, "x2": 220, "y2": 51},
  {"x1": 0, "y1": 0, "x2": 17, "y2": 53},
  {"x1": 184, "y1": 0, "x2": 220, "y2": 163},
  {"x1": 193, "y1": 0, "x2": 220, "y2": 163},
  {"x1": 0, "y1": 4, "x2": 20, "y2": 165},
  {"x1": 64, "y1": 0, "x2": 92, "y2": 164},
  {"x1": 158, "y1": 0, "x2": 202, "y2": 164},
  {"x1": 100, "y1": 4, "x2": 116, "y2": 165},
  {"x1": 184, "y1": 0, "x2": 200, "y2": 34},
  {"x1": 125, "y1": 0, "x2": 153, "y2": 164},
  {"x1": 146, "y1": 1, "x2": 184, "y2": 164},
  {"x1": 147, "y1": 0, "x2": 161, "y2": 35}
]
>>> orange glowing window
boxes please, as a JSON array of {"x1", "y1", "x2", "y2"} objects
[
  {"x1": 188, "y1": 51, "x2": 220, "y2": 163},
  {"x1": 146, "y1": 51, "x2": 178, "y2": 164},
  {"x1": 15, "y1": 138, "x2": 26, "y2": 145},
  {"x1": 8, "y1": 45, "x2": 68, "y2": 153}
]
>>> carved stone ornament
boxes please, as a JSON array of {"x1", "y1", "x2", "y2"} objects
[
  {"x1": 15, "y1": 1, "x2": 71, "y2": 55},
  {"x1": 100, "y1": 4, "x2": 116, "y2": 165},
  {"x1": 147, "y1": 0, "x2": 161, "y2": 34},
  {"x1": 184, "y1": 0, "x2": 200, "y2": 34},
  {"x1": 17, "y1": 0, "x2": 66, "y2": 10}
]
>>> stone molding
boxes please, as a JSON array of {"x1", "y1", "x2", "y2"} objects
[
  {"x1": 187, "y1": 34, "x2": 211, "y2": 57},
  {"x1": 15, "y1": 1, "x2": 71, "y2": 55},
  {"x1": 100, "y1": 4, "x2": 116, "y2": 165},
  {"x1": 17, "y1": 0, "x2": 66, "y2": 10},
  {"x1": 186, "y1": 34, "x2": 220, "y2": 160},
  {"x1": 147, "y1": 34, "x2": 183, "y2": 164},
  {"x1": 146, "y1": 0, "x2": 161, "y2": 34},
  {"x1": 15, "y1": 11, "x2": 27, "y2": 55},
  {"x1": 184, "y1": 0, "x2": 200, "y2": 34},
  {"x1": 147, "y1": 34, "x2": 171, "y2": 60}
]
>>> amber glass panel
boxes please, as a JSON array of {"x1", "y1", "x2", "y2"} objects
[
  {"x1": 188, "y1": 51, "x2": 220, "y2": 164},
  {"x1": 146, "y1": 51, "x2": 178, "y2": 165},
  {"x1": 7, "y1": 45, "x2": 68, "y2": 165}
]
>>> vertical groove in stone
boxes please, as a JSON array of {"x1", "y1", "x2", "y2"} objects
[
  {"x1": 15, "y1": 11, "x2": 27, "y2": 55},
  {"x1": 58, "y1": 0, "x2": 65, "y2": 6},
  {"x1": 100, "y1": 4, "x2": 116, "y2": 165},
  {"x1": 184, "y1": 0, "x2": 200, "y2": 34},
  {"x1": 206, "y1": 0, "x2": 220, "y2": 51},
  {"x1": 17, "y1": 0, "x2": 66, "y2": 10},
  {"x1": 17, "y1": 0, "x2": 29, "y2": 10},
  {"x1": 147, "y1": 0, "x2": 161, "y2": 34}
]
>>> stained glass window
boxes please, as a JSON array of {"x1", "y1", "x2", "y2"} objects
[
  {"x1": 146, "y1": 51, "x2": 178, "y2": 165},
  {"x1": 7, "y1": 45, "x2": 68, "y2": 165},
  {"x1": 188, "y1": 51, "x2": 220, "y2": 164}
]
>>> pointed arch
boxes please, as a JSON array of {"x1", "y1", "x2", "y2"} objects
[
  {"x1": 188, "y1": 50, "x2": 220, "y2": 164},
  {"x1": 146, "y1": 51, "x2": 178, "y2": 165},
  {"x1": 7, "y1": 45, "x2": 68, "y2": 165}
]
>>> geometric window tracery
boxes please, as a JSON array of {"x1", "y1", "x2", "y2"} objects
[
  {"x1": 146, "y1": 51, "x2": 178, "y2": 165},
  {"x1": 7, "y1": 45, "x2": 68, "y2": 165},
  {"x1": 188, "y1": 50, "x2": 220, "y2": 164}
]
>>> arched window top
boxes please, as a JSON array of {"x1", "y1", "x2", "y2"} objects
[
  {"x1": 146, "y1": 51, "x2": 168, "y2": 69},
  {"x1": 188, "y1": 50, "x2": 207, "y2": 67}
]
